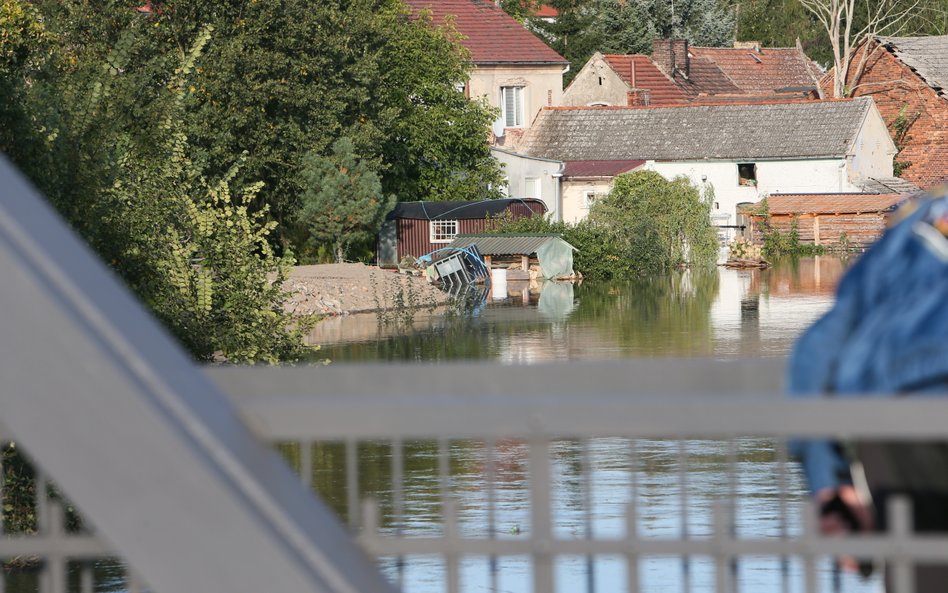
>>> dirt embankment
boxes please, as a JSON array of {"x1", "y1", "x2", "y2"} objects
[{"x1": 282, "y1": 263, "x2": 450, "y2": 316}]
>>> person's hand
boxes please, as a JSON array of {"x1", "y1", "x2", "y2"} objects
[
  {"x1": 815, "y1": 485, "x2": 874, "y2": 576},
  {"x1": 815, "y1": 484, "x2": 873, "y2": 534}
]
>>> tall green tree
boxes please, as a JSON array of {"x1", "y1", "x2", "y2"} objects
[
  {"x1": 2, "y1": 16, "x2": 309, "y2": 362},
  {"x1": 529, "y1": 0, "x2": 600, "y2": 83},
  {"x1": 297, "y1": 137, "x2": 396, "y2": 263},
  {"x1": 132, "y1": 0, "x2": 500, "y2": 232}
]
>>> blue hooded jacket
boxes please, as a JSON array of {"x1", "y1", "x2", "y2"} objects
[{"x1": 788, "y1": 189, "x2": 948, "y2": 493}]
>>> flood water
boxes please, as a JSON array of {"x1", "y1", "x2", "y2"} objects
[
  {"x1": 11, "y1": 258, "x2": 871, "y2": 593},
  {"x1": 311, "y1": 256, "x2": 849, "y2": 362},
  {"x1": 301, "y1": 256, "x2": 882, "y2": 593}
]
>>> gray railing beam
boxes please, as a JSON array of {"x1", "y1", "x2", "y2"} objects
[
  {"x1": 212, "y1": 364, "x2": 948, "y2": 440},
  {"x1": 0, "y1": 157, "x2": 394, "y2": 593}
]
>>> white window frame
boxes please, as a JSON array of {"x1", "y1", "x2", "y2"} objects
[
  {"x1": 429, "y1": 220, "x2": 459, "y2": 244},
  {"x1": 501, "y1": 86, "x2": 525, "y2": 128},
  {"x1": 525, "y1": 177, "x2": 541, "y2": 201}
]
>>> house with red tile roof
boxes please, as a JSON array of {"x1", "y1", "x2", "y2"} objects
[
  {"x1": 562, "y1": 52, "x2": 690, "y2": 107},
  {"x1": 562, "y1": 39, "x2": 820, "y2": 107},
  {"x1": 404, "y1": 0, "x2": 568, "y2": 141},
  {"x1": 822, "y1": 35, "x2": 948, "y2": 189}
]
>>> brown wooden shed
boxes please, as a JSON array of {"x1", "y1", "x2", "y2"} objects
[
  {"x1": 742, "y1": 193, "x2": 910, "y2": 249},
  {"x1": 377, "y1": 198, "x2": 547, "y2": 266}
]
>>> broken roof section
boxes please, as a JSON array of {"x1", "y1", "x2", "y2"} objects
[
  {"x1": 519, "y1": 98, "x2": 876, "y2": 162},
  {"x1": 878, "y1": 35, "x2": 948, "y2": 99},
  {"x1": 404, "y1": 0, "x2": 567, "y2": 65},
  {"x1": 855, "y1": 176, "x2": 922, "y2": 194}
]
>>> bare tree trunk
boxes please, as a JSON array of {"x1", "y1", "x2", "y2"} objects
[{"x1": 798, "y1": 0, "x2": 920, "y2": 97}]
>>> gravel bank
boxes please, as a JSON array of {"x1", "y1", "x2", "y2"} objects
[{"x1": 282, "y1": 263, "x2": 450, "y2": 316}]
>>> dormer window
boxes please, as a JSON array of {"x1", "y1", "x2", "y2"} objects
[{"x1": 501, "y1": 86, "x2": 525, "y2": 128}]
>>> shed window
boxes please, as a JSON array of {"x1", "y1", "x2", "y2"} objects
[
  {"x1": 430, "y1": 220, "x2": 459, "y2": 244},
  {"x1": 738, "y1": 163, "x2": 757, "y2": 186},
  {"x1": 501, "y1": 86, "x2": 524, "y2": 128}
]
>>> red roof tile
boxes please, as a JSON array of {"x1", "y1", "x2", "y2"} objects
[
  {"x1": 602, "y1": 55, "x2": 689, "y2": 105},
  {"x1": 756, "y1": 193, "x2": 907, "y2": 215},
  {"x1": 562, "y1": 160, "x2": 645, "y2": 178},
  {"x1": 534, "y1": 4, "x2": 559, "y2": 17},
  {"x1": 405, "y1": 0, "x2": 567, "y2": 65},
  {"x1": 689, "y1": 47, "x2": 819, "y2": 94}
]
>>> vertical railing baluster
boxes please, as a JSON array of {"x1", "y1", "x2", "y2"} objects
[
  {"x1": 802, "y1": 497, "x2": 817, "y2": 593},
  {"x1": 299, "y1": 439, "x2": 312, "y2": 489},
  {"x1": 889, "y1": 496, "x2": 914, "y2": 593},
  {"x1": 727, "y1": 439, "x2": 738, "y2": 593},
  {"x1": 714, "y1": 501, "x2": 730, "y2": 593},
  {"x1": 80, "y1": 561, "x2": 93, "y2": 593},
  {"x1": 392, "y1": 438, "x2": 405, "y2": 591},
  {"x1": 678, "y1": 440, "x2": 690, "y2": 592},
  {"x1": 582, "y1": 438, "x2": 595, "y2": 593},
  {"x1": 529, "y1": 436, "x2": 554, "y2": 593},
  {"x1": 776, "y1": 441, "x2": 790, "y2": 593},
  {"x1": 346, "y1": 439, "x2": 359, "y2": 530},
  {"x1": 439, "y1": 439, "x2": 460, "y2": 593},
  {"x1": 486, "y1": 439, "x2": 499, "y2": 593},
  {"x1": 627, "y1": 439, "x2": 639, "y2": 593}
]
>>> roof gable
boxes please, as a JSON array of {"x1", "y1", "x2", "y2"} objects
[
  {"x1": 404, "y1": 0, "x2": 567, "y2": 65},
  {"x1": 879, "y1": 35, "x2": 948, "y2": 99},
  {"x1": 519, "y1": 98, "x2": 874, "y2": 161},
  {"x1": 601, "y1": 55, "x2": 690, "y2": 104},
  {"x1": 688, "y1": 47, "x2": 820, "y2": 94}
]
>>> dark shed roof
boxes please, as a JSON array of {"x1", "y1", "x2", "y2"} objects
[{"x1": 387, "y1": 199, "x2": 546, "y2": 221}]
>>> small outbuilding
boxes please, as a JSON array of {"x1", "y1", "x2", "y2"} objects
[
  {"x1": 448, "y1": 233, "x2": 576, "y2": 280},
  {"x1": 377, "y1": 198, "x2": 547, "y2": 266},
  {"x1": 742, "y1": 192, "x2": 911, "y2": 249}
]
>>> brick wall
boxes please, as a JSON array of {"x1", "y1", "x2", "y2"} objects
[{"x1": 824, "y1": 41, "x2": 948, "y2": 189}]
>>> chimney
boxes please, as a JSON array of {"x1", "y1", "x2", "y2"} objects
[
  {"x1": 626, "y1": 89, "x2": 651, "y2": 106},
  {"x1": 652, "y1": 38, "x2": 689, "y2": 78}
]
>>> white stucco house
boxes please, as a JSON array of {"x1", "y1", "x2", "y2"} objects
[
  {"x1": 405, "y1": 0, "x2": 568, "y2": 145},
  {"x1": 516, "y1": 98, "x2": 898, "y2": 240},
  {"x1": 490, "y1": 147, "x2": 565, "y2": 221}
]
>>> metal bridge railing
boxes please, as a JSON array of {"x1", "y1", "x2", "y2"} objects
[
  {"x1": 3, "y1": 154, "x2": 948, "y2": 593},
  {"x1": 213, "y1": 362, "x2": 948, "y2": 593}
]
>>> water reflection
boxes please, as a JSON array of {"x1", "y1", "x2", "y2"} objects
[
  {"x1": 299, "y1": 257, "x2": 876, "y2": 593},
  {"x1": 314, "y1": 257, "x2": 848, "y2": 362}
]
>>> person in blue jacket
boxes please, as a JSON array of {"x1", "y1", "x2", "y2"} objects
[{"x1": 788, "y1": 184, "x2": 948, "y2": 591}]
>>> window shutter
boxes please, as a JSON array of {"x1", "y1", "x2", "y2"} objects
[{"x1": 504, "y1": 88, "x2": 516, "y2": 127}]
